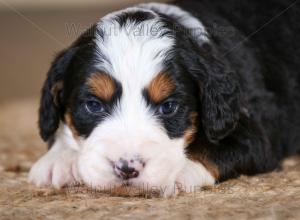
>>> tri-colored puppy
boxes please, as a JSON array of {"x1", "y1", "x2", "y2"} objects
[{"x1": 29, "y1": 0, "x2": 300, "y2": 197}]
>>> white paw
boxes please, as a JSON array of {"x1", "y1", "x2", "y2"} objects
[
  {"x1": 175, "y1": 159, "x2": 215, "y2": 194},
  {"x1": 28, "y1": 148, "x2": 80, "y2": 189},
  {"x1": 161, "y1": 184, "x2": 180, "y2": 198}
]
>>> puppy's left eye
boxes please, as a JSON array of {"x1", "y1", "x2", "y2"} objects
[
  {"x1": 85, "y1": 100, "x2": 105, "y2": 114},
  {"x1": 158, "y1": 101, "x2": 179, "y2": 117}
]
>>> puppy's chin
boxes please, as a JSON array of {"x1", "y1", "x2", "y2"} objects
[{"x1": 77, "y1": 159, "x2": 186, "y2": 197}]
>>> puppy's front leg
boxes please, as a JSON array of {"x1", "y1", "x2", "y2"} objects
[{"x1": 28, "y1": 127, "x2": 81, "y2": 188}]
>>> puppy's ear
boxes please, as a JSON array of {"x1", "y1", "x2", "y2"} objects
[
  {"x1": 186, "y1": 44, "x2": 241, "y2": 142},
  {"x1": 39, "y1": 48, "x2": 76, "y2": 142},
  {"x1": 201, "y1": 69, "x2": 241, "y2": 142}
]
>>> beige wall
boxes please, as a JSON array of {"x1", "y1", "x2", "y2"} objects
[
  {"x1": 0, "y1": 0, "x2": 168, "y2": 103},
  {"x1": 0, "y1": 0, "x2": 169, "y2": 10}
]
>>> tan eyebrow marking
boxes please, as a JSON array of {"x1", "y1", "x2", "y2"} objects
[
  {"x1": 87, "y1": 72, "x2": 116, "y2": 101},
  {"x1": 147, "y1": 72, "x2": 176, "y2": 103}
]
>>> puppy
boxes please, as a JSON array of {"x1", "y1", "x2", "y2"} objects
[{"x1": 29, "y1": 0, "x2": 300, "y2": 197}]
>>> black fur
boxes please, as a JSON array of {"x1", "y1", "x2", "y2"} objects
[
  {"x1": 39, "y1": 48, "x2": 77, "y2": 141},
  {"x1": 172, "y1": 0, "x2": 300, "y2": 179},
  {"x1": 115, "y1": 11, "x2": 156, "y2": 26}
]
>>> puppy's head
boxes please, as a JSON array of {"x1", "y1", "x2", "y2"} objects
[{"x1": 39, "y1": 7, "x2": 240, "y2": 191}]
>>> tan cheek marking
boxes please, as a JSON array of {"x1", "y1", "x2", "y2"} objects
[
  {"x1": 184, "y1": 112, "x2": 199, "y2": 147},
  {"x1": 65, "y1": 113, "x2": 79, "y2": 139},
  {"x1": 88, "y1": 72, "x2": 116, "y2": 101},
  {"x1": 185, "y1": 112, "x2": 220, "y2": 179},
  {"x1": 189, "y1": 154, "x2": 220, "y2": 180},
  {"x1": 147, "y1": 72, "x2": 176, "y2": 103}
]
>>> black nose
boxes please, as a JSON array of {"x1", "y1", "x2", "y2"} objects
[{"x1": 115, "y1": 161, "x2": 139, "y2": 180}]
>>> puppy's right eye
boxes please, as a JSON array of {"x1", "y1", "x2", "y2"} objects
[{"x1": 85, "y1": 100, "x2": 105, "y2": 114}]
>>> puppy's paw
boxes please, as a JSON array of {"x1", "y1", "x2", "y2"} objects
[
  {"x1": 161, "y1": 184, "x2": 180, "y2": 198},
  {"x1": 28, "y1": 149, "x2": 80, "y2": 189},
  {"x1": 175, "y1": 159, "x2": 215, "y2": 194}
]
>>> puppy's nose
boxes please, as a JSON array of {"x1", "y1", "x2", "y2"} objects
[
  {"x1": 114, "y1": 159, "x2": 141, "y2": 180},
  {"x1": 116, "y1": 165, "x2": 139, "y2": 180}
]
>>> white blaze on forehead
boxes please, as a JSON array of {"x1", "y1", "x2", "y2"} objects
[
  {"x1": 95, "y1": 7, "x2": 174, "y2": 89},
  {"x1": 94, "y1": 7, "x2": 175, "y2": 134},
  {"x1": 94, "y1": 3, "x2": 210, "y2": 90}
]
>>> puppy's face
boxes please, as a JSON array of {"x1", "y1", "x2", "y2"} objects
[
  {"x1": 52, "y1": 10, "x2": 198, "y2": 190},
  {"x1": 39, "y1": 8, "x2": 240, "y2": 192}
]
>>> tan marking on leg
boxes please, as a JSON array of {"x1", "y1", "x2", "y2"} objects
[{"x1": 189, "y1": 154, "x2": 220, "y2": 179}]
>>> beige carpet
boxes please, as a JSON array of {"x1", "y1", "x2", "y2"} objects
[{"x1": 0, "y1": 99, "x2": 299, "y2": 220}]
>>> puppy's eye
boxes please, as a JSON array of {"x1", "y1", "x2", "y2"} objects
[
  {"x1": 158, "y1": 101, "x2": 179, "y2": 117},
  {"x1": 85, "y1": 100, "x2": 105, "y2": 114}
]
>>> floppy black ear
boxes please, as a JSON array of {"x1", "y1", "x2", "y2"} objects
[
  {"x1": 201, "y1": 68, "x2": 241, "y2": 142},
  {"x1": 186, "y1": 44, "x2": 241, "y2": 142},
  {"x1": 39, "y1": 48, "x2": 76, "y2": 142}
]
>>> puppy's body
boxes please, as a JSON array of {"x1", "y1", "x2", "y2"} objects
[
  {"x1": 175, "y1": 0, "x2": 300, "y2": 180},
  {"x1": 29, "y1": 0, "x2": 300, "y2": 196}
]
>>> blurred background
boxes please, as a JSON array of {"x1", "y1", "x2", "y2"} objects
[{"x1": 0, "y1": 0, "x2": 168, "y2": 104}]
